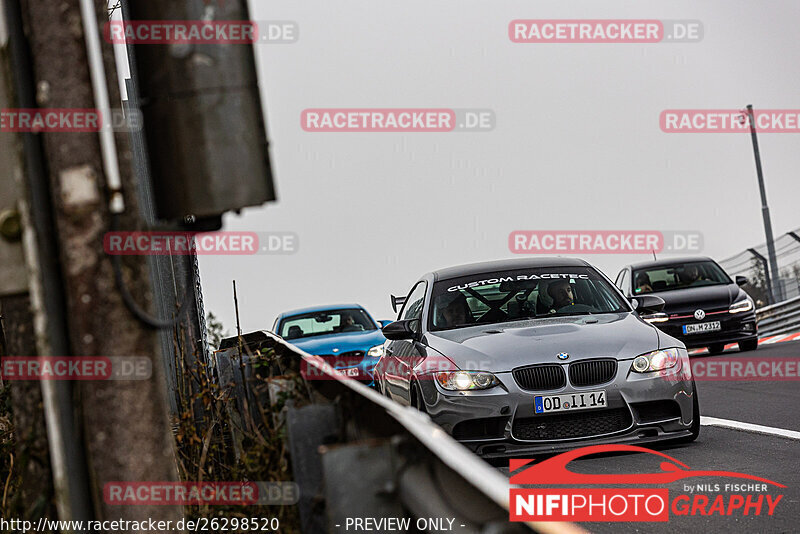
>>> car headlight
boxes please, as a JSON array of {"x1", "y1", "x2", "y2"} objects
[
  {"x1": 434, "y1": 371, "x2": 499, "y2": 391},
  {"x1": 632, "y1": 348, "x2": 680, "y2": 373},
  {"x1": 366, "y1": 344, "x2": 385, "y2": 358},
  {"x1": 729, "y1": 298, "x2": 754, "y2": 314},
  {"x1": 641, "y1": 312, "x2": 669, "y2": 323}
]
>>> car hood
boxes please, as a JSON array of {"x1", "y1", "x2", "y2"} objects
[
  {"x1": 288, "y1": 329, "x2": 385, "y2": 355},
  {"x1": 646, "y1": 284, "x2": 741, "y2": 314},
  {"x1": 424, "y1": 313, "x2": 661, "y2": 373}
]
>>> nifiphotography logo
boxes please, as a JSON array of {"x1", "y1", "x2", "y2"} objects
[{"x1": 509, "y1": 444, "x2": 784, "y2": 522}]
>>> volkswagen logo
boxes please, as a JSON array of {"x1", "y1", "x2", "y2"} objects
[
  {"x1": 694, "y1": 309, "x2": 706, "y2": 321},
  {"x1": 556, "y1": 352, "x2": 570, "y2": 360}
]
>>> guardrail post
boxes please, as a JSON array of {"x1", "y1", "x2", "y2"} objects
[{"x1": 320, "y1": 441, "x2": 405, "y2": 532}]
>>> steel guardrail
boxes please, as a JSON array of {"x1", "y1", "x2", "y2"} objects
[
  {"x1": 253, "y1": 330, "x2": 585, "y2": 534},
  {"x1": 756, "y1": 295, "x2": 800, "y2": 337}
]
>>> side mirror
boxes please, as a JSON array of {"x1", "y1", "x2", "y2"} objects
[
  {"x1": 381, "y1": 319, "x2": 419, "y2": 340},
  {"x1": 378, "y1": 320, "x2": 393, "y2": 328},
  {"x1": 735, "y1": 275, "x2": 748, "y2": 287},
  {"x1": 632, "y1": 295, "x2": 666, "y2": 314}
]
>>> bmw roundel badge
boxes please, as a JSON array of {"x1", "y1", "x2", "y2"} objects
[{"x1": 556, "y1": 352, "x2": 570, "y2": 360}]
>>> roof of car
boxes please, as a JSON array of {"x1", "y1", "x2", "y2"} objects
[
  {"x1": 430, "y1": 257, "x2": 591, "y2": 281},
  {"x1": 624, "y1": 256, "x2": 716, "y2": 270},
  {"x1": 275, "y1": 303, "x2": 366, "y2": 320}
]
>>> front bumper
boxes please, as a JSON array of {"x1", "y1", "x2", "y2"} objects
[
  {"x1": 654, "y1": 311, "x2": 757, "y2": 348},
  {"x1": 417, "y1": 350, "x2": 696, "y2": 457}
]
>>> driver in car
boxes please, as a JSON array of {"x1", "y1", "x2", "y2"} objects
[
  {"x1": 682, "y1": 264, "x2": 707, "y2": 286},
  {"x1": 547, "y1": 279, "x2": 575, "y2": 312},
  {"x1": 635, "y1": 272, "x2": 653, "y2": 294},
  {"x1": 436, "y1": 292, "x2": 472, "y2": 328},
  {"x1": 338, "y1": 313, "x2": 361, "y2": 332}
]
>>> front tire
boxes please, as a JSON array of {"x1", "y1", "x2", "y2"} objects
[{"x1": 738, "y1": 338, "x2": 759, "y2": 352}]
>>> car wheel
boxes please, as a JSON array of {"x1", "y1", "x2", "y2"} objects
[
  {"x1": 707, "y1": 343, "x2": 726, "y2": 355},
  {"x1": 675, "y1": 382, "x2": 700, "y2": 444},
  {"x1": 738, "y1": 338, "x2": 759, "y2": 352}
]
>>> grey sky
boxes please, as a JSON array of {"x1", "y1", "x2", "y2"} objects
[{"x1": 198, "y1": 0, "x2": 800, "y2": 334}]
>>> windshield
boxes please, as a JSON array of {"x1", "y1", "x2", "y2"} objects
[
  {"x1": 429, "y1": 267, "x2": 630, "y2": 331},
  {"x1": 632, "y1": 261, "x2": 732, "y2": 294},
  {"x1": 280, "y1": 308, "x2": 376, "y2": 339}
]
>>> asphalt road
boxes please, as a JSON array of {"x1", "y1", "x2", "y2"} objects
[{"x1": 507, "y1": 340, "x2": 800, "y2": 534}]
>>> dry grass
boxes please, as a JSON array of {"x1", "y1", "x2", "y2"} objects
[
  {"x1": 0, "y1": 335, "x2": 306, "y2": 530},
  {"x1": 0, "y1": 385, "x2": 22, "y2": 519},
  {"x1": 172, "y1": 343, "x2": 305, "y2": 532}
]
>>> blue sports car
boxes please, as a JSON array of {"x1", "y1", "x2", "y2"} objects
[{"x1": 273, "y1": 304, "x2": 388, "y2": 384}]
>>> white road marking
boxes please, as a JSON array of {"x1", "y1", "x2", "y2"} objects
[
  {"x1": 701, "y1": 416, "x2": 800, "y2": 440},
  {"x1": 761, "y1": 334, "x2": 793, "y2": 344},
  {"x1": 688, "y1": 331, "x2": 800, "y2": 355}
]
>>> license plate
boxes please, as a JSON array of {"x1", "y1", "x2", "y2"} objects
[
  {"x1": 535, "y1": 390, "x2": 606, "y2": 414},
  {"x1": 683, "y1": 321, "x2": 721, "y2": 335},
  {"x1": 333, "y1": 367, "x2": 360, "y2": 377}
]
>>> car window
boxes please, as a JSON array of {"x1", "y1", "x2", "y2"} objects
[
  {"x1": 400, "y1": 282, "x2": 427, "y2": 321},
  {"x1": 280, "y1": 308, "x2": 376, "y2": 339},
  {"x1": 632, "y1": 261, "x2": 732, "y2": 294},
  {"x1": 429, "y1": 266, "x2": 630, "y2": 331}
]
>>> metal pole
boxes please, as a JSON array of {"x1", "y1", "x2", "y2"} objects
[
  {"x1": 746, "y1": 104, "x2": 783, "y2": 303},
  {"x1": 10, "y1": 0, "x2": 181, "y2": 525},
  {"x1": 2, "y1": 0, "x2": 94, "y2": 524}
]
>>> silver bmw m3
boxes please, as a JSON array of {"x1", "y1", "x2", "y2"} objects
[{"x1": 376, "y1": 258, "x2": 699, "y2": 458}]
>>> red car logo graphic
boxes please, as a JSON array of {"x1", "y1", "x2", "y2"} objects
[{"x1": 510, "y1": 444, "x2": 785, "y2": 487}]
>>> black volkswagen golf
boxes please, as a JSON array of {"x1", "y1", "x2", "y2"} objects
[{"x1": 615, "y1": 257, "x2": 758, "y2": 354}]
